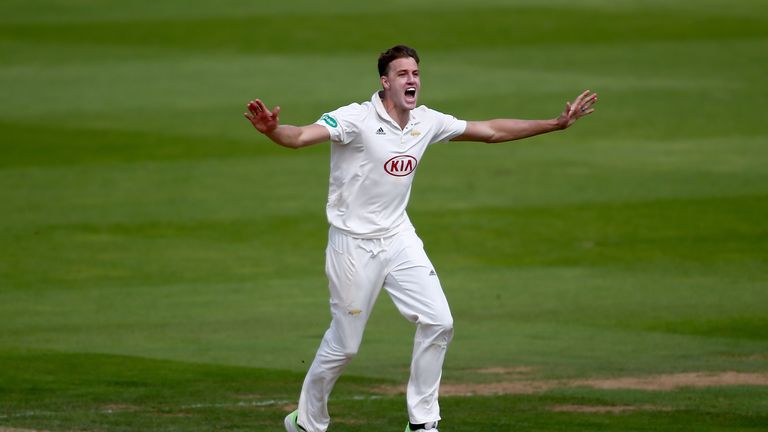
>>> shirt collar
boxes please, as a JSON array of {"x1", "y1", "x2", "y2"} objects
[{"x1": 371, "y1": 91, "x2": 418, "y2": 129}]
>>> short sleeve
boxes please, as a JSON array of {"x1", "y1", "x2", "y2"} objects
[
  {"x1": 427, "y1": 109, "x2": 467, "y2": 144},
  {"x1": 315, "y1": 103, "x2": 366, "y2": 145}
]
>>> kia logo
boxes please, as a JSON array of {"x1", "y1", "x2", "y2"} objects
[{"x1": 384, "y1": 155, "x2": 418, "y2": 177}]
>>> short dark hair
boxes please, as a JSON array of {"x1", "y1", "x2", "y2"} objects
[{"x1": 378, "y1": 45, "x2": 420, "y2": 77}]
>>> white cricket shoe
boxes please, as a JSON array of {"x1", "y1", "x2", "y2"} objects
[
  {"x1": 284, "y1": 410, "x2": 305, "y2": 432},
  {"x1": 405, "y1": 421, "x2": 439, "y2": 431}
]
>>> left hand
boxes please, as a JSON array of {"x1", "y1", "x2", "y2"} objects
[{"x1": 557, "y1": 90, "x2": 598, "y2": 129}]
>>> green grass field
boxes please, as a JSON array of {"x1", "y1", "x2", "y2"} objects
[{"x1": 1, "y1": 0, "x2": 767, "y2": 430}]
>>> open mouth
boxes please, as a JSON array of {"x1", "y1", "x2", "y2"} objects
[{"x1": 405, "y1": 87, "x2": 417, "y2": 98}]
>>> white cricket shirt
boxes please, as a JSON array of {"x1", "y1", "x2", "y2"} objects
[{"x1": 315, "y1": 91, "x2": 467, "y2": 239}]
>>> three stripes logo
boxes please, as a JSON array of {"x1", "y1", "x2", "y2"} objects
[{"x1": 375, "y1": 127, "x2": 386, "y2": 135}]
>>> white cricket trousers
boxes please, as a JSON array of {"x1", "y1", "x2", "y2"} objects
[{"x1": 297, "y1": 227, "x2": 454, "y2": 432}]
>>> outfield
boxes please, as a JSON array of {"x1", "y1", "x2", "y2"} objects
[{"x1": 1, "y1": 0, "x2": 767, "y2": 430}]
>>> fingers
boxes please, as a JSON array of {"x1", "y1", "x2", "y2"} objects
[
  {"x1": 245, "y1": 102, "x2": 259, "y2": 121},
  {"x1": 246, "y1": 102, "x2": 257, "y2": 116},
  {"x1": 566, "y1": 100, "x2": 578, "y2": 118},
  {"x1": 254, "y1": 99, "x2": 270, "y2": 116},
  {"x1": 247, "y1": 99, "x2": 269, "y2": 116},
  {"x1": 572, "y1": 90, "x2": 598, "y2": 117},
  {"x1": 246, "y1": 98, "x2": 273, "y2": 118},
  {"x1": 559, "y1": 90, "x2": 598, "y2": 129},
  {"x1": 244, "y1": 99, "x2": 282, "y2": 134},
  {"x1": 573, "y1": 89, "x2": 590, "y2": 104},
  {"x1": 581, "y1": 91, "x2": 598, "y2": 107},
  {"x1": 571, "y1": 90, "x2": 590, "y2": 108},
  {"x1": 245, "y1": 99, "x2": 280, "y2": 130}
]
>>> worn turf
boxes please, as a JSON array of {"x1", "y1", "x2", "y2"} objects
[{"x1": 1, "y1": 0, "x2": 767, "y2": 430}]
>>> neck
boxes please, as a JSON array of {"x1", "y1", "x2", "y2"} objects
[{"x1": 381, "y1": 92, "x2": 410, "y2": 129}]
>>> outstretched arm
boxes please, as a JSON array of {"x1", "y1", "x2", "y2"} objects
[
  {"x1": 452, "y1": 90, "x2": 597, "y2": 143},
  {"x1": 244, "y1": 99, "x2": 330, "y2": 149}
]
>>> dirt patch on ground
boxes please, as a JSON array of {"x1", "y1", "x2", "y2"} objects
[
  {"x1": 549, "y1": 404, "x2": 671, "y2": 414},
  {"x1": 571, "y1": 372, "x2": 768, "y2": 391},
  {"x1": 375, "y1": 371, "x2": 768, "y2": 396},
  {"x1": 438, "y1": 380, "x2": 557, "y2": 396},
  {"x1": 376, "y1": 380, "x2": 556, "y2": 396},
  {"x1": 472, "y1": 366, "x2": 535, "y2": 375}
]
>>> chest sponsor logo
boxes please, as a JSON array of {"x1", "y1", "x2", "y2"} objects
[{"x1": 384, "y1": 155, "x2": 418, "y2": 177}]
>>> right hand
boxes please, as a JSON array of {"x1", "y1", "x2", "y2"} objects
[{"x1": 244, "y1": 99, "x2": 281, "y2": 134}]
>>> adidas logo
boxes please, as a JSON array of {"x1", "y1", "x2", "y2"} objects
[
  {"x1": 375, "y1": 127, "x2": 386, "y2": 135},
  {"x1": 429, "y1": 269, "x2": 437, "y2": 276}
]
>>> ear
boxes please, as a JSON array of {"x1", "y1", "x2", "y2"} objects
[{"x1": 380, "y1": 75, "x2": 390, "y2": 90}]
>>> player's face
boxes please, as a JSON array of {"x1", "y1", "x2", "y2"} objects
[{"x1": 381, "y1": 57, "x2": 420, "y2": 112}]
